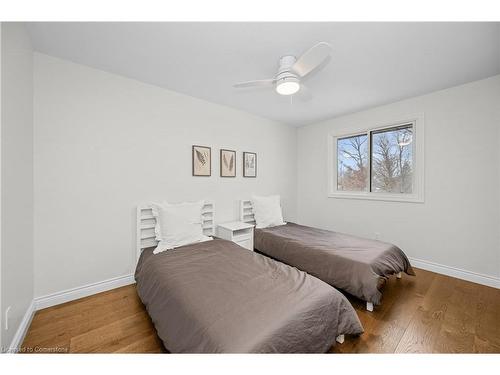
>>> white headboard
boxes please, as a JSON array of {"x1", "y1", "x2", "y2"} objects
[
  {"x1": 136, "y1": 201, "x2": 215, "y2": 261},
  {"x1": 239, "y1": 200, "x2": 255, "y2": 224}
]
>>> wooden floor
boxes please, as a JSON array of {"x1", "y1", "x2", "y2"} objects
[{"x1": 22, "y1": 268, "x2": 500, "y2": 353}]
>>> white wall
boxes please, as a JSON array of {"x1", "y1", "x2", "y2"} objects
[
  {"x1": 297, "y1": 75, "x2": 500, "y2": 283},
  {"x1": 1, "y1": 23, "x2": 34, "y2": 350},
  {"x1": 33, "y1": 53, "x2": 297, "y2": 298}
]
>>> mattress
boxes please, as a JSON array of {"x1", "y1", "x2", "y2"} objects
[
  {"x1": 135, "y1": 238, "x2": 363, "y2": 353},
  {"x1": 254, "y1": 223, "x2": 415, "y2": 305}
]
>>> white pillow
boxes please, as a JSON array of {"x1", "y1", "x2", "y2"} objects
[
  {"x1": 251, "y1": 195, "x2": 286, "y2": 229},
  {"x1": 151, "y1": 200, "x2": 211, "y2": 254}
]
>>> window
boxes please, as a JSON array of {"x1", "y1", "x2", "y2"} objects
[
  {"x1": 337, "y1": 134, "x2": 368, "y2": 191},
  {"x1": 371, "y1": 125, "x2": 413, "y2": 194},
  {"x1": 329, "y1": 118, "x2": 423, "y2": 202}
]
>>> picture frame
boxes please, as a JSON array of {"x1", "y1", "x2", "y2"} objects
[
  {"x1": 192, "y1": 145, "x2": 211, "y2": 176},
  {"x1": 220, "y1": 149, "x2": 236, "y2": 177},
  {"x1": 243, "y1": 152, "x2": 257, "y2": 177}
]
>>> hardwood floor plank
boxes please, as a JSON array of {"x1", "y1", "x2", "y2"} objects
[
  {"x1": 394, "y1": 274, "x2": 455, "y2": 353},
  {"x1": 21, "y1": 268, "x2": 500, "y2": 354},
  {"x1": 113, "y1": 334, "x2": 166, "y2": 353},
  {"x1": 394, "y1": 273, "x2": 492, "y2": 353},
  {"x1": 69, "y1": 311, "x2": 156, "y2": 353},
  {"x1": 23, "y1": 302, "x2": 145, "y2": 349},
  {"x1": 473, "y1": 285, "x2": 500, "y2": 353},
  {"x1": 22, "y1": 286, "x2": 145, "y2": 353},
  {"x1": 332, "y1": 268, "x2": 435, "y2": 353}
]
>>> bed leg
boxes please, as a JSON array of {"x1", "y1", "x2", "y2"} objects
[
  {"x1": 336, "y1": 334, "x2": 345, "y2": 344},
  {"x1": 366, "y1": 302, "x2": 374, "y2": 312},
  {"x1": 396, "y1": 272, "x2": 402, "y2": 279}
]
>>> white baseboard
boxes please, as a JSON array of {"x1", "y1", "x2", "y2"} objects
[
  {"x1": 6, "y1": 300, "x2": 36, "y2": 353},
  {"x1": 34, "y1": 274, "x2": 135, "y2": 310},
  {"x1": 409, "y1": 257, "x2": 500, "y2": 289}
]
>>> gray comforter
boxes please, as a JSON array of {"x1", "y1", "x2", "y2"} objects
[
  {"x1": 135, "y1": 239, "x2": 363, "y2": 353},
  {"x1": 254, "y1": 223, "x2": 415, "y2": 305}
]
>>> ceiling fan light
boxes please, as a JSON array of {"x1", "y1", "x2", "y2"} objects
[{"x1": 276, "y1": 78, "x2": 300, "y2": 95}]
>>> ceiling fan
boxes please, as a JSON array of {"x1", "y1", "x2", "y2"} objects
[{"x1": 233, "y1": 42, "x2": 332, "y2": 97}]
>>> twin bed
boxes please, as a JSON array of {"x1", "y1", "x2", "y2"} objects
[
  {"x1": 135, "y1": 202, "x2": 363, "y2": 353},
  {"x1": 240, "y1": 200, "x2": 415, "y2": 311}
]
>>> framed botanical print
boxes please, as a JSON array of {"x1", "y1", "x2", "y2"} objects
[
  {"x1": 243, "y1": 152, "x2": 257, "y2": 177},
  {"x1": 220, "y1": 149, "x2": 236, "y2": 177},
  {"x1": 192, "y1": 145, "x2": 211, "y2": 176}
]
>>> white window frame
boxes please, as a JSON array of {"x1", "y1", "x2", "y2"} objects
[{"x1": 328, "y1": 114, "x2": 424, "y2": 203}]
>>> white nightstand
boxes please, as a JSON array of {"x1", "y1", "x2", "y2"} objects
[{"x1": 216, "y1": 221, "x2": 255, "y2": 251}]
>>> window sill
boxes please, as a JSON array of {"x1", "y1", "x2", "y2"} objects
[{"x1": 328, "y1": 192, "x2": 424, "y2": 203}]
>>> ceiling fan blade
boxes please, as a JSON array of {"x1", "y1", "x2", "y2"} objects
[
  {"x1": 233, "y1": 79, "x2": 275, "y2": 89},
  {"x1": 292, "y1": 42, "x2": 332, "y2": 78}
]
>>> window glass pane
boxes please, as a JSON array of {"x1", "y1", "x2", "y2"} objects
[
  {"x1": 371, "y1": 124, "x2": 413, "y2": 194},
  {"x1": 337, "y1": 134, "x2": 368, "y2": 191}
]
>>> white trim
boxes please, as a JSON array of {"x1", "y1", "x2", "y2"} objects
[
  {"x1": 410, "y1": 257, "x2": 500, "y2": 289},
  {"x1": 328, "y1": 114, "x2": 425, "y2": 203},
  {"x1": 328, "y1": 191, "x2": 424, "y2": 203},
  {"x1": 5, "y1": 300, "x2": 35, "y2": 353},
  {"x1": 34, "y1": 274, "x2": 135, "y2": 310}
]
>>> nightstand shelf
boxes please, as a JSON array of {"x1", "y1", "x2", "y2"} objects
[{"x1": 216, "y1": 221, "x2": 255, "y2": 251}]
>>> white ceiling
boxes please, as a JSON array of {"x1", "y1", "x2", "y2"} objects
[{"x1": 26, "y1": 22, "x2": 500, "y2": 126}]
